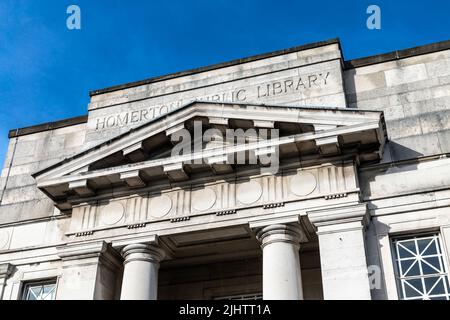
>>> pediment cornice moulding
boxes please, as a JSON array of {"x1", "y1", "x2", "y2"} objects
[
  {"x1": 37, "y1": 121, "x2": 379, "y2": 187},
  {"x1": 34, "y1": 102, "x2": 383, "y2": 179}
]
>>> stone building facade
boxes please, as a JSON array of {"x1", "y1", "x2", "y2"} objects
[{"x1": 1, "y1": 38, "x2": 450, "y2": 300}]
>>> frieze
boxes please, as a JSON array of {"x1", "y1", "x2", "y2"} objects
[{"x1": 68, "y1": 162, "x2": 358, "y2": 236}]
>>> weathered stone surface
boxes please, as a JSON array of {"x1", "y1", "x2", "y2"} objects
[
  {"x1": 345, "y1": 50, "x2": 450, "y2": 161},
  {"x1": 0, "y1": 123, "x2": 86, "y2": 225},
  {"x1": 2, "y1": 39, "x2": 450, "y2": 301}
]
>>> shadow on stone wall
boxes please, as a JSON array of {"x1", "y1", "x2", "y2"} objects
[{"x1": 383, "y1": 141, "x2": 423, "y2": 163}]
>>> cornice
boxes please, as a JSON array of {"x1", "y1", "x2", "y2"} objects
[{"x1": 0, "y1": 263, "x2": 14, "y2": 278}]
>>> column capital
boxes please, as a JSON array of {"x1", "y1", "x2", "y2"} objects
[
  {"x1": 308, "y1": 203, "x2": 369, "y2": 234},
  {"x1": 112, "y1": 234, "x2": 168, "y2": 263},
  {"x1": 121, "y1": 243, "x2": 165, "y2": 265},
  {"x1": 112, "y1": 234, "x2": 159, "y2": 249},
  {"x1": 256, "y1": 223, "x2": 307, "y2": 249}
]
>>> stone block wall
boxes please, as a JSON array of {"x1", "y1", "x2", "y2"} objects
[
  {"x1": 0, "y1": 123, "x2": 87, "y2": 224},
  {"x1": 345, "y1": 49, "x2": 450, "y2": 161}
]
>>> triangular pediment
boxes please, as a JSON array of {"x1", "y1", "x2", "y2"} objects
[{"x1": 33, "y1": 101, "x2": 386, "y2": 210}]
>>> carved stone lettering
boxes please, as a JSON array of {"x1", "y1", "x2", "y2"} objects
[{"x1": 93, "y1": 71, "x2": 332, "y2": 130}]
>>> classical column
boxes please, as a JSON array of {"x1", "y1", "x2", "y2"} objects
[
  {"x1": 309, "y1": 203, "x2": 372, "y2": 300},
  {"x1": 256, "y1": 223, "x2": 306, "y2": 300},
  {"x1": 0, "y1": 263, "x2": 13, "y2": 300},
  {"x1": 120, "y1": 243, "x2": 165, "y2": 300}
]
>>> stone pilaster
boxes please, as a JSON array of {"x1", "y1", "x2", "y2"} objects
[
  {"x1": 56, "y1": 241, "x2": 122, "y2": 300},
  {"x1": 308, "y1": 203, "x2": 372, "y2": 300},
  {"x1": 0, "y1": 263, "x2": 14, "y2": 300}
]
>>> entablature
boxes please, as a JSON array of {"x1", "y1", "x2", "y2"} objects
[{"x1": 65, "y1": 160, "x2": 360, "y2": 242}]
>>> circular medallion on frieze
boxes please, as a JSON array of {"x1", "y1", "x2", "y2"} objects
[
  {"x1": 101, "y1": 202, "x2": 125, "y2": 225},
  {"x1": 0, "y1": 230, "x2": 10, "y2": 250},
  {"x1": 149, "y1": 195, "x2": 172, "y2": 218},
  {"x1": 290, "y1": 172, "x2": 317, "y2": 196},
  {"x1": 192, "y1": 188, "x2": 216, "y2": 212},
  {"x1": 237, "y1": 181, "x2": 263, "y2": 205}
]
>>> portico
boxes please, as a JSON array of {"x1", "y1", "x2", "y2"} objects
[
  {"x1": 4, "y1": 38, "x2": 450, "y2": 301},
  {"x1": 30, "y1": 101, "x2": 386, "y2": 300}
]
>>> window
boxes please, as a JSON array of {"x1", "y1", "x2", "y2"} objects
[
  {"x1": 22, "y1": 279, "x2": 57, "y2": 300},
  {"x1": 393, "y1": 234, "x2": 450, "y2": 300}
]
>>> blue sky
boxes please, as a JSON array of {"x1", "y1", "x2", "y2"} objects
[{"x1": 1, "y1": 0, "x2": 449, "y2": 165}]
